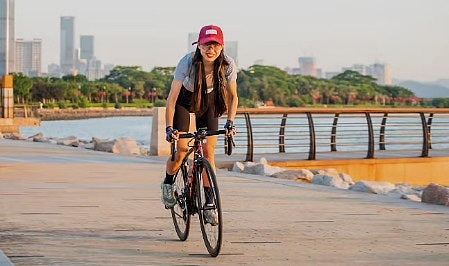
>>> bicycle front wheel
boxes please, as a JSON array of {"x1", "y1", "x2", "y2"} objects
[
  {"x1": 171, "y1": 163, "x2": 191, "y2": 241},
  {"x1": 196, "y1": 158, "x2": 223, "y2": 257}
]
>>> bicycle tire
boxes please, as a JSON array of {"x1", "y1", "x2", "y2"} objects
[
  {"x1": 196, "y1": 158, "x2": 223, "y2": 257},
  {"x1": 171, "y1": 163, "x2": 191, "y2": 241}
]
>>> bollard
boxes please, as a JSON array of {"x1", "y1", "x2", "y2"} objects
[
  {"x1": 1, "y1": 75, "x2": 14, "y2": 119},
  {"x1": 150, "y1": 107, "x2": 196, "y2": 156}
]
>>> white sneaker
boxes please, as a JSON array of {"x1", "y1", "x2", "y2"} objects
[
  {"x1": 203, "y1": 205, "x2": 218, "y2": 226},
  {"x1": 161, "y1": 183, "x2": 176, "y2": 208}
]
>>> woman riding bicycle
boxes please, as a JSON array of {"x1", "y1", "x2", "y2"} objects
[{"x1": 162, "y1": 25, "x2": 238, "y2": 224}]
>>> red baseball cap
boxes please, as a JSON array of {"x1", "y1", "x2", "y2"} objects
[{"x1": 193, "y1": 25, "x2": 224, "y2": 45}]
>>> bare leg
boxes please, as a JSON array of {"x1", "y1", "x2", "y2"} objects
[
  {"x1": 165, "y1": 133, "x2": 190, "y2": 176},
  {"x1": 202, "y1": 135, "x2": 218, "y2": 188}
]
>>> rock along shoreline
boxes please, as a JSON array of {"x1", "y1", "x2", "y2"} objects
[
  {"x1": 2, "y1": 130, "x2": 448, "y2": 209},
  {"x1": 34, "y1": 108, "x2": 154, "y2": 121}
]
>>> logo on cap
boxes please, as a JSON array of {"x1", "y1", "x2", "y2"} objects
[{"x1": 205, "y1": 29, "x2": 218, "y2": 35}]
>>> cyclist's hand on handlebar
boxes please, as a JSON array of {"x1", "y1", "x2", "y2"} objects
[
  {"x1": 224, "y1": 119, "x2": 236, "y2": 137},
  {"x1": 166, "y1": 126, "x2": 179, "y2": 142}
]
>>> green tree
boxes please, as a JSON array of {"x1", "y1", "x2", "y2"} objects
[{"x1": 12, "y1": 73, "x2": 33, "y2": 103}]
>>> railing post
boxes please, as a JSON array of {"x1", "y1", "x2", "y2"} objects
[
  {"x1": 279, "y1": 113, "x2": 287, "y2": 153},
  {"x1": 306, "y1": 112, "x2": 316, "y2": 160},
  {"x1": 330, "y1": 113, "x2": 339, "y2": 152},
  {"x1": 365, "y1": 112, "x2": 375, "y2": 159},
  {"x1": 244, "y1": 112, "x2": 254, "y2": 162},
  {"x1": 379, "y1": 113, "x2": 388, "y2": 150},
  {"x1": 420, "y1": 112, "x2": 429, "y2": 157},
  {"x1": 427, "y1": 113, "x2": 434, "y2": 150}
]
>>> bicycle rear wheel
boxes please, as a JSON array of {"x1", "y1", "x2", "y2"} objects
[
  {"x1": 196, "y1": 158, "x2": 222, "y2": 257},
  {"x1": 171, "y1": 163, "x2": 191, "y2": 241}
]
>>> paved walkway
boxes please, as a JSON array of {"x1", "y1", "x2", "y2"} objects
[{"x1": 1, "y1": 139, "x2": 449, "y2": 265}]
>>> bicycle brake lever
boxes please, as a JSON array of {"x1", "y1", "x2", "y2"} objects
[{"x1": 170, "y1": 140, "x2": 177, "y2": 161}]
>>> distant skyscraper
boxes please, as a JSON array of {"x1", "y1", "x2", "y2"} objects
[
  {"x1": 86, "y1": 58, "x2": 102, "y2": 81},
  {"x1": 188, "y1": 32, "x2": 199, "y2": 53},
  {"x1": 225, "y1": 41, "x2": 238, "y2": 66},
  {"x1": 15, "y1": 39, "x2": 42, "y2": 77},
  {"x1": 80, "y1": 35, "x2": 94, "y2": 60},
  {"x1": 367, "y1": 63, "x2": 392, "y2": 85},
  {"x1": 0, "y1": 0, "x2": 15, "y2": 75},
  {"x1": 343, "y1": 64, "x2": 368, "y2": 75},
  {"x1": 299, "y1": 57, "x2": 317, "y2": 77},
  {"x1": 60, "y1": 16, "x2": 75, "y2": 75}
]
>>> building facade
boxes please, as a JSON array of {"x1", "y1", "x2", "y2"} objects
[
  {"x1": 0, "y1": 0, "x2": 14, "y2": 75},
  {"x1": 299, "y1": 57, "x2": 318, "y2": 77},
  {"x1": 225, "y1": 41, "x2": 238, "y2": 66},
  {"x1": 368, "y1": 63, "x2": 392, "y2": 85},
  {"x1": 187, "y1": 32, "x2": 199, "y2": 53},
  {"x1": 15, "y1": 39, "x2": 42, "y2": 77},
  {"x1": 80, "y1": 35, "x2": 94, "y2": 60},
  {"x1": 60, "y1": 16, "x2": 75, "y2": 75}
]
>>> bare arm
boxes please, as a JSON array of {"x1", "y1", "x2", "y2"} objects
[
  {"x1": 226, "y1": 80, "x2": 238, "y2": 121},
  {"x1": 165, "y1": 80, "x2": 183, "y2": 128}
]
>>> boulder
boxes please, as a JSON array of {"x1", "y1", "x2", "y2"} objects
[
  {"x1": 421, "y1": 183, "x2": 449, "y2": 206},
  {"x1": 312, "y1": 168, "x2": 340, "y2": 179},
  {"x1": 57, "y1": 136, "x2": 79, "y2": 147},
  {"x1": 387, "y1": 184, "x2": 422, "y2": 199},
  {"x1": 84, "y1": 142, "x2": 95, "y2": 150},
  {"x1": 93, "y1": 137, "x2": 140, "y2": 155},
  {"x1": 243, "y1": 163, "x2": 284, "y2": 176},
  {"x1": 93, "y1": 138, "x2": 114, "y2": 152},
  {"x1": 243, "y1": 161, "x2": 258, "y2": 168},
  {"x1": 339, "y1": 173, "x2": 355, "y2": 185},
  {"x1": 271, "y1": 169, "x2": 314, "y2": 182},
  {"x1": 401, "y1": 194, "x2": 421, "y2": 202},
  {"x1": 312, "y1": 174, "x2": 350, "y2": 189},
  {"x1": 47, "y1": 138, "x2": 58, "y2": 145},
  {"x1": 259, "y1": 157, "x2": 268, "y2": 165},
  {"x1": 112, "y1": 138, "x2": 141, "y2": 155},
  {"x1": 4, "y1": 133, "x2": 25, "y2": 140},
  {"x1": 232, "y1": 161, "x2": 245, "y2": 173},
  {"x1": 28, "y1": 132, "x2": 45, "y2": 142},
  {"x1": 350, "y1": 181, "x2": 395, "y2": 194},
  {"x1": 139, "y1": 147, "x2": 150, "y2": 156},
  {"x1": 0, "y1": 133, "x2": 3, "y2": 139}
]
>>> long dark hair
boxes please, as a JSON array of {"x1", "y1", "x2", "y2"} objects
[{"x1": 190, "y1": 47, "x2": 229, "y2": 117}]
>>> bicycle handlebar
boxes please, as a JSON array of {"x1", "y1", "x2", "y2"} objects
[
  {"x1": 170, "y1": 129, "x2": 234, "y2": 161},
  {"x1": 178, "y1": 129, "x2": 227, "y2": 139}
]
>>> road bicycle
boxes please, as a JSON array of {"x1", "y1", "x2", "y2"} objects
[{"x1": 169, "y1": 128, "x2": 234, "y2": 257}]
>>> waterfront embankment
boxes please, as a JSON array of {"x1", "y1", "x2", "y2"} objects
[{"x1": 32, "y1": 108, "x2": 153, "y2": 121}]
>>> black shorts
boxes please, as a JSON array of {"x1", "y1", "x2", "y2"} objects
[{"x1": 173, "y1": 87, "x2": 219, "y2": 132}]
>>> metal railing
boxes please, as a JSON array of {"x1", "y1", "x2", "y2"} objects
[{"x1": 217, "y1": 107, "x2": 449, "y2": 162}]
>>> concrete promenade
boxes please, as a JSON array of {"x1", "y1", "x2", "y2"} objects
[{"x1": 1, "y1": 139, "x2": 449, "y2": 265}]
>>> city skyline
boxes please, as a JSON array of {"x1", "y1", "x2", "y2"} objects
[{"x1": 13, "y1": 0, "x2": 449, "y2": 81}]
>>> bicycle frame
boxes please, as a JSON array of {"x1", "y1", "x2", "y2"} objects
[
  {"x1": 177, "y1": 135, "x2": 206, "y2": 215},
  {"x1": 173, "y1": 128, "x2": 225, "y2": 215}
]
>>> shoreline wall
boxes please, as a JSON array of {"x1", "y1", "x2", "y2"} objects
[{"x1": 36, "y1": 108, "x2": 154, "y2": 121}]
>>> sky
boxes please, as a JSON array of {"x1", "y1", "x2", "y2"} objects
[{"x1": 15, "y1": 0, "x2": 449, "y2": 81}]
